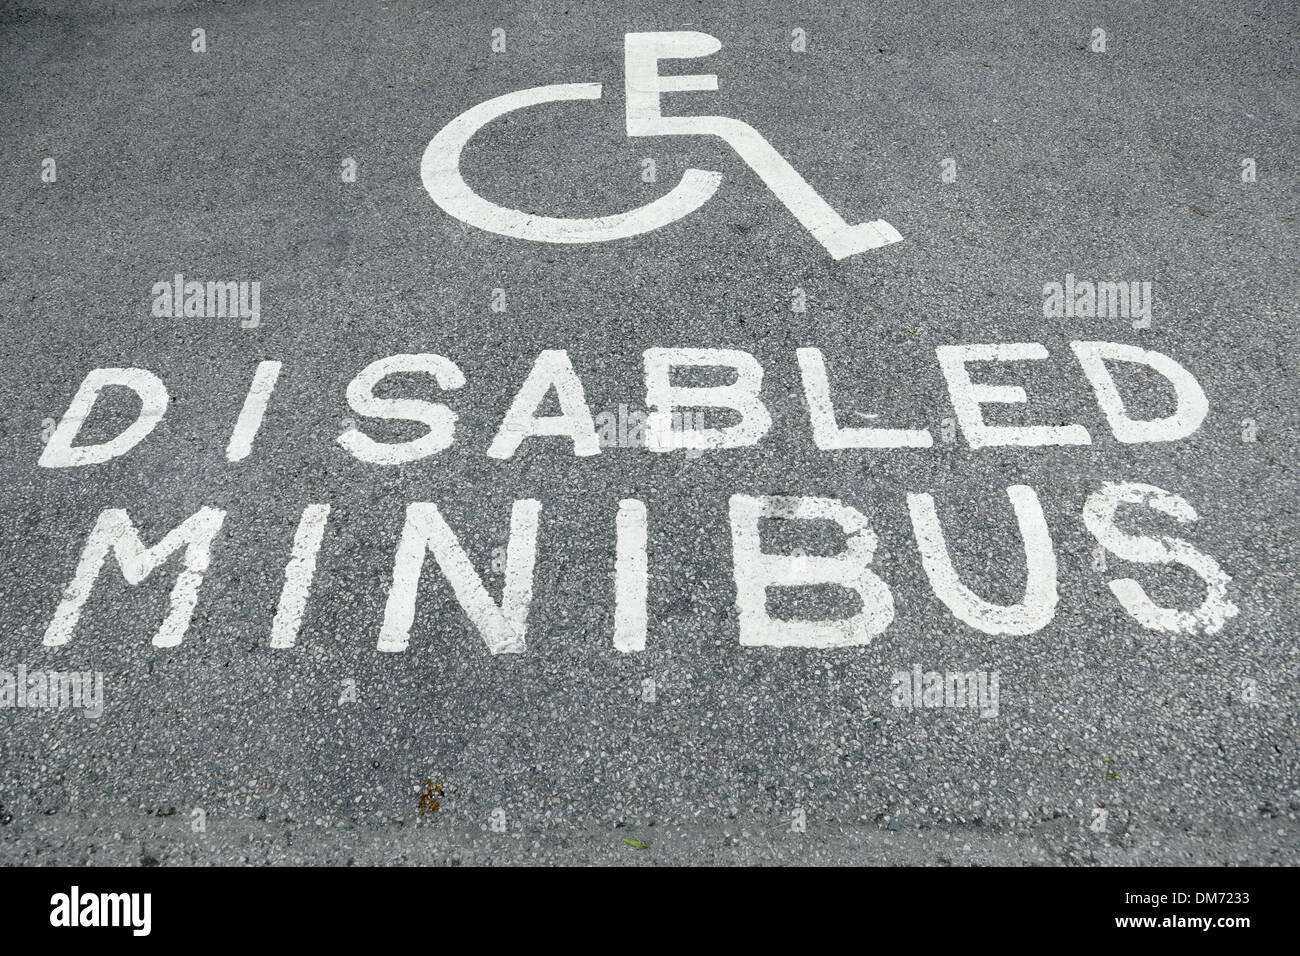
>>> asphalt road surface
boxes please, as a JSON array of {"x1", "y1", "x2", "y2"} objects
[{"x1": 0, "y1": 0, "x2": 1296, "y2": 865}]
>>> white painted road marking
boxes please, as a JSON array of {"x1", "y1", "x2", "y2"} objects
[
  {"x1": 34, "y1": 342, "x2": 1236, "y2": 649},
  {"x1": 614, "y1": 499, "x2": 649, "y2": 653},
  {"x1": 421, "y1": 82, "x2": 723, "y2": 244},
  {"x1": 226, "y1": 360, "x2": 282, "y2": 462},
  {"x1": 421, "y1": 31, "x2": 902, "y2": 259},
  {"x1": 269, "y1": 503, "x2": 331, "y2": 650}
]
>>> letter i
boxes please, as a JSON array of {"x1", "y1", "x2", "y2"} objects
[
  {"x1": 269, "y1": 504, "x2": 330, "y2": 648},
  {"x1": 614, "y1": 500, "x2": 648, "y2": 652},
  {"x1": 226, "y1": 361, "x2": 282, "y2": 461}
]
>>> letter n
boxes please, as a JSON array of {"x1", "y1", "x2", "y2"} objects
[{"x1": 377, "y1": 501, "x2": 540, "y2": 654}]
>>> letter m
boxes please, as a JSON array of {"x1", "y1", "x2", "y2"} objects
[
  {"x1": 101, "y1": 893, "x2": 130, "y2": 927},
  {"x1": 207, "y1": 281, "x2": 239, "y2": 317},
  {"x1": 44, "y1": 507, "x2": 226, "y2": 648},
  {"x1": 1097, "y1": 281, "x2": 1127, "y2": 318},
  {"x1": 945, "y1": 671, "x2": 976, "y2": 708}
]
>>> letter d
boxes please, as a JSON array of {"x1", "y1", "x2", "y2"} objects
[{"x1": 39, "y1": 368, "x2": 168, "y2": 467}]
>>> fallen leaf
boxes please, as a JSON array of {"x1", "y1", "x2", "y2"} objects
[{"x1": 418, "y1": 780, "x2": 444, "y2": 815}]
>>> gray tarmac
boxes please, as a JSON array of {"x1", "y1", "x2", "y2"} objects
[{"x1": 0, "y1": 0, "x2": 1296, "y2": 864}]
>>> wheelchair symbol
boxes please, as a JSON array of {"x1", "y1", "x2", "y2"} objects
[{"x1": 421, "y1": 31, "x2": 903, "y2": 260}]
